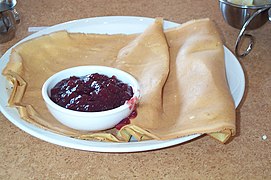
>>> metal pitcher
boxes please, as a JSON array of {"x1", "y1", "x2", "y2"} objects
[
  {"x1": 0, "y1": 0, "x2": 20, "y2": 43},
  {"x1": 219, "y1": 0, "x2": 271, "y2": 57}
]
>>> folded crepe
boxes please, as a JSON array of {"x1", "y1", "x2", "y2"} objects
[
  {"x1": 118, "y1": 19, "x2": 236, "y2": 143},
  {"x1": 2, "y1": 18, "x2": 236, "y2": 143}
]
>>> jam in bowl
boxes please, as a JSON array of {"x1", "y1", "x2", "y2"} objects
[{"x1": 42, "y1": 66, "x2": 140, "y2": 131}]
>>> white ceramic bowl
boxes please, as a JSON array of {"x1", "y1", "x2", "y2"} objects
[{"x1": 42, "y1": 66, "x2": 140, "y2": 131}]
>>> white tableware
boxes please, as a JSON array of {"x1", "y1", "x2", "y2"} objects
[
  {"x1": 42, "y1": 66, "x2": 140, "y2": 131},
  {"x1": 0, "y1": 16, "x2": 245, "y2": 152}
]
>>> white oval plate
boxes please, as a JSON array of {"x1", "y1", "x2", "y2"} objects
[{"x1": 0, "y1": 16, "x2": 245, "y2": 152}]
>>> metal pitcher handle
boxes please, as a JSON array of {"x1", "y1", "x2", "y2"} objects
[
  {"x1": 12, "y1": 9, "x2": 20, "y2": 24},
  {"x1": 235, "y1": 7, "x2": 270, "y2": 57},
  {"x1": 269, "y1": 8, "x2": 271, "y2": 21}
]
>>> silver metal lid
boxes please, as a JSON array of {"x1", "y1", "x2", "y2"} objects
[{"x1": 0, "y1": 0, "x2": 17, "y2": 12}]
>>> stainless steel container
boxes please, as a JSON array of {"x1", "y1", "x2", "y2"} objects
[
  {"x1": 0, "y1": 0, "x2": 20, "y2": 43},
  {"x1": 219, "y1": 0, "x2": 271, "y2": 29},
  {"x1": 219, "y1": 0, "x2": 271, "y2": 57}
]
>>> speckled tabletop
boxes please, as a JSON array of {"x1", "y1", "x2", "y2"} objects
[{"x1": 0, "y1": 0, "x2": 270, "y2": 179}]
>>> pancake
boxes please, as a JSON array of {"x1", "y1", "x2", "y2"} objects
[
  {"x1": 119, "y1": 19, "x2": 235, "y2": 143},
  {"x1": 2, "y1": 18, "x2": 235, "y2": 143},
  {"x1": 2, "y1": 31, "x2": 135, "y2": 139}
]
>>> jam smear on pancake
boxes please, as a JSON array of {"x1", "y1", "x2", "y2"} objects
[
  {"x1": 50, "y1": 73, "x2": 134, "y2": 112},
  {"x1": 115, "y1": 109, "x2": 137, "y2": 130}
]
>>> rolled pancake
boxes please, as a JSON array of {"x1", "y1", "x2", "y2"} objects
[
  {"x1": 114, "y1": 18, "x2": 169, "y2": 130},
  {"x1": 119, "y1": 19, "x2": 235, "y2": 143},
  {"x1": 2, "y1": 18, "x2": 235, "y2": 143}
]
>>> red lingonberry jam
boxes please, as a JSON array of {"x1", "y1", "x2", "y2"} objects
[
  {"x1": 50, "y1": 73, "x2": 134, "y2": 112},
  {"x1": 115, "y1": 109, "x2": 137, "y2": 130}
]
